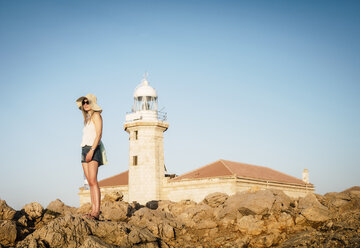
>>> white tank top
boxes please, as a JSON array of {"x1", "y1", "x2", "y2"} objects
[{"x1": 81, "y1": 120, "x2": 97, "y2": 147}]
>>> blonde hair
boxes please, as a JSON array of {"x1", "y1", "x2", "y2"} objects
[
  {"x1": 80, "y1": 106, "x2": 89, "y2": 125},
  {"x1": 80, "y1": 105, "x2": 101, "y2": 126}
]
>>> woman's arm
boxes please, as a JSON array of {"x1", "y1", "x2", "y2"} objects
[
  {"x1": 91, "y1": 112, "x2": 103, "y2": 149},
  {"x1": 85, "y1": 112, "x2": 103, "y2": 163}
]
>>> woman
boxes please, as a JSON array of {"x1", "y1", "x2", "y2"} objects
[{"x1": 76, "y1": 93, "x2": 103, "y2": 220}]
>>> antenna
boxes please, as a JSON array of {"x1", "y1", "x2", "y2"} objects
[{"x1": 143, "y1": 72, "x2": 149, "y2": 81}]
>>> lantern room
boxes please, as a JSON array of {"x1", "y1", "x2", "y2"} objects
[
  {"x1": 125, "y1": 76, "x2": 167, "y2": 122},
  {"x1": 132, "y1": 78, "x2": 158, "y2": 111}
]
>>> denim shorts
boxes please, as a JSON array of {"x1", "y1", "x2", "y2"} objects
[{"x1": 81, "y1": 145, "x2": 103, "y2": 166}]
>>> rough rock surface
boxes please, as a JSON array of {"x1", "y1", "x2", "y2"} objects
[
  {"x1": 0, "y1": 200, "x2": 16, "y2": 220},
  {"x1": 22, "y1": 202, "x2": 44, "y2": 220},
  {"x1": 102, "y1": 191, "x2": 124, "y2": 202},
  {"x1": 0, "y1": 186, "x2": 359, "y2": 247},
  {"x1": 46, "y1": 199, "x2": 77, "y2": 215},
  {"x1": 100, "y1": 201, "x2": 129, "y2": 221},
  {"x1": 0, "y1": 220, "x2": 17, "y2": 246}
]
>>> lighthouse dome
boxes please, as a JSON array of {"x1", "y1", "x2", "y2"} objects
[{"x1": 134, "y1": 79, "x2": 157, "y2": 98}]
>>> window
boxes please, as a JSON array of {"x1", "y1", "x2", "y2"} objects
[
  {"x1": 133, "y1": 156, "x2": 138, "y2": 166},
  {"x1": 135, "y1": 130, "x2": 138, "y2": 140}
]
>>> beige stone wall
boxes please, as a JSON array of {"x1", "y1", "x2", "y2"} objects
[
  {"x1": 78, "y1": 186, "x2": 129, "y2": 206},
  {"x1": 235, "y1": 178, "x2": 314, "y2": 198},
  {"x1": 125, "y1": 121, "x2": 168, "y2": 205},
  {"x1": 162, "y1": 177, "x2": 237, "y2": 202},
  {"x1": 161, "y1": 177, "x2": 314, "y2": 203},
  {"x1": 78, "y1": 176, "x2": 313, "y2": 205}
]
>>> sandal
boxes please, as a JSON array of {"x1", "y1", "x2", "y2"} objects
[{"x1": 87, "y1": 214, "x2": 100, "y2": 221}]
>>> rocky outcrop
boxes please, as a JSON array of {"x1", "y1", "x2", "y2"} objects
[
  {"x1": 22, "y1": 202, "x2": 44, "y2": 220},
  {"x1": 46, "y1": 199, "x2": 77, "y2": 215},
  {"x1": 0, "y1": 200, "x2": 16, "y2": 220},
  {"x1": 0, "y1": 220, "x2": 17, "y2": 247},
  {"x1": 0, "y1": 186, "x2": 359, "y2": 247}
]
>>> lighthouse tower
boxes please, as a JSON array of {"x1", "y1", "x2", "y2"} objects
[{"x1": 124, "y1": 77, "x2": 169, "y2": 204}]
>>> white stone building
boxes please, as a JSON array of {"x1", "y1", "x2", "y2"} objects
[{"x1": 78, "y1": 78, "x2": 314, "y2": 205}]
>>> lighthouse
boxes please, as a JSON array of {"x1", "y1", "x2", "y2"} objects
[{"x1": 124, "y1": 76, "x2": 169, "y2": 204}]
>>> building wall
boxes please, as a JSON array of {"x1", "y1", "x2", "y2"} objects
[
  {"x1": 235, "y1": 178, "x2": 313, "y2": 198},
  {"x1": 79, "y1": 177, "x2": 313, "y2": 206},
  {"x1": 125, "y1": 121, "x2": 168, "y2": 205},
  {"x1": 78, "y1": 186, "x2": 129, "y2": 206},
  {"x1": 161, "y1": 177, "x2": 237, "y2": 202},
  {"x1": 161, "y1": 177, "x2": 314, "y2": 203}
]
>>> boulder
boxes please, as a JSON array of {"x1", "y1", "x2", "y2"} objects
[
  {"x1": 0, "y1": 220, "x2": 17, "y2": 247},
  {"x1": 265, "y1": 212, "x2": 294, "y2": 233},
  {"x1": 298, "y1": 193, "x2": 325, "y2": 210},
  {"x1": 46, "y1": 199, "x2": 76, "y2": 215},
  {"x1": 128, "y1": 207, "x2": 180, "y2": 240},
  {"x1": 222, "y1": 190, "x2": 275, "y2": 216},
  {"x1": 102, "y1": 191, "x2": 123, "y2": 202},
  {"x1": 177, "y1": 204, "x2": 214, "y2": 225},
  {"x1": 22, "y1": 202, "x2": 44, "y2": 220},
  {"x1": 298, "y1": 194, "x2": 330, "y2": 223},
  {"x1": 270, "y1": 189, "x2": 291, "y2": 212},
  {"x1": 202, "y1": 192, "x2": 228, "y2": 208},
  {"x1": 100, "y1": 201, "x2": 129, "y2": 221},
  {"x1": 0, "y1": 200, "x2": 16, "y2": 220},
  {"x1": 301, "y1": 207, "x2": 329, "y2": 224},
  {"x1": 236, "y1": 215, "x2": 265, "y2": 236}
]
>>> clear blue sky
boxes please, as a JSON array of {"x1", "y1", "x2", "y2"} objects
[{"x1": 0, "y1": 0, "x2": 359, "y2": 210}]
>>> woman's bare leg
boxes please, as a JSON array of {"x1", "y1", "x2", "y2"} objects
[
  {"x1": 87, "y1": 160, "x2": 101, "y2": 216},
  {"x1": 82, "y1": 163, "x2": 95, "y2": 215}
]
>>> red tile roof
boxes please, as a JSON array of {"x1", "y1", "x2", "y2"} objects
[
  {"x1": 98, "y1": 159, "x2": 311, "y2": 187},
  {"x1": 170, "y1": 159, "x2": 310, "y2": 185},
  {"x1": 99, "y1": 170, "x2": 128, "y2": 187}
]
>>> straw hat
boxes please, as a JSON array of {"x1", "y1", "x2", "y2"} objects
[{"x1": 76, "y1": 93, "x2": 102, "y2": 112}]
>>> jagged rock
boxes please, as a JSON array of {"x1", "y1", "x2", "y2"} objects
[
  {"x1": 84, "y1": 218, "x2": 159, "y2": 247},
  {"x1": 298, "y1": 193, "x2": 325, "y2": 210},
  {"x1": 0, "y1": 200, "x2": 16, "y2": 220},
  {"x1": 16, "y1": 213, "x2": 159, "y2": 248},
  {"x1": 156, "y1": 200, "x2": 174, "y2": 213},
  {"x1": 220, "y1": 190, "x2": 275, "y2": 218},
  {"x1": 77, "y1": 203, "x2": 91, "y2": 214},
  {"x1": 270, "y1": 189, "x2": 291, "y2": 212},
  {"x1": 100, "y1": 201, "x2": 129, "y2": 221},
  {"x1": 236, "y1": 215, "x2": 265, "y2": 236},
  {"x1": 202, "y1": 192, "x2": 229, "y2": 208},
  {"x1": 128, "y1": 207, "x2": 179, "y2": 240},
  {"x1": 323, "y1": 190, "x2": 360, "y2": 213},
  {"x1": 17, "y1": 215, "x2": 28, "y2": 227},
  {"x1": 265, "y1": 212, "x2": 294, "y2": 233},
  {"x1": 298, "y1": 194, "x2": 330, "y2": 223},
  {"x1": 250, "y1": 232, "x2": 283, "y2": 248},
  {"x1": 4, "y1": 187, "x2": 360, "y2": 247},
  {"x1": 301, "y1": 207, "x2": 331, "y2": 223},
  {"x1": 102, "y1": 191, "x2": 124, "y2": 202},
  {"x1": 0, "y1": 220, "x2": 17, "y2": 246},
  {"x1": 46, "y1": 199, "x2": 76, "y2": 215},
  {"x1": 277, "y1": 212, "x2": 295, "y2": 230},
  {"x1": 79, "y1": 235, "x2": 120, "y2": 248},
  {"x1": 22, "y1": 202, "x2": 44, "y2": 220},
  {"x1": 16, "y1": 214, "x2": 91, "y2": 247},
  {"x1": 280, "y1": 229, "x2": 360, "y2": 248}
]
